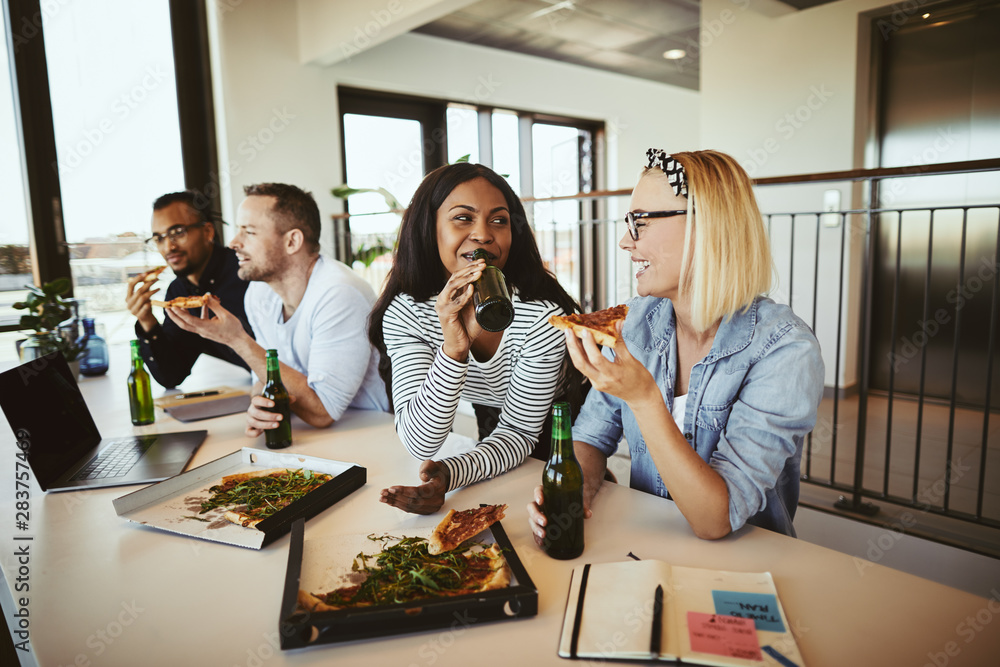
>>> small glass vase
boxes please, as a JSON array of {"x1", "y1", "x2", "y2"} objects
[
  {"x1": 19, "y1": 332, "x2": 60, "y2": 362},
  {"x1": 77, "y1": 317, "x2": 109, "y2": 376}
]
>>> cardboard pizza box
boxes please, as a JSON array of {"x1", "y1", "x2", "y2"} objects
[
  {"x1": 278, "y1": 513, "x2": 538, "y2": 649},
  {"x1": 112, "y1": 448, "x2": 366, "y2": 549}
]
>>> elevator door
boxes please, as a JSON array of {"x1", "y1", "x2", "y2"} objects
[{"x1": 869, "y1": 0, "x2": 1000, "y2": 409}]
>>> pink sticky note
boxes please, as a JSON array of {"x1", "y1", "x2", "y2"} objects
[{"x1": 687, "y1": 611, "x2": 763, "y2": 662}]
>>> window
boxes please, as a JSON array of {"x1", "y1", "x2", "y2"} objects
[
  {"x1": 0, "y1": 18, "x2": 32, "y2": 329},
  {"x1": 3, "y1": 0, "x2": 217, "y2": 346},
  {"x1": 531, "y1": 123, "x2": 588, "y2": 304},
  {"x1": 337, "y1": 87, "x2": 602, "y2": 302},
  {"x1": 42, "y1": 1, "x2": 185, "y2": 327},
  {"x1": 341, "y1": 113, "x2": 426, "y2": 292}
]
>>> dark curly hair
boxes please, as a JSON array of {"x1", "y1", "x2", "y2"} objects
[
  {"x1": 152, "y1": 190, "x2": 223, "y2": 246},
  {"x1": 368, "y1": 162, "x2": 583, "y2": 410}
]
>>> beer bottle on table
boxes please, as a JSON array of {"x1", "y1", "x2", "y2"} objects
[
  {"x1": 127, "y1": 340, "x2": 154, "y2": 426},
  {"x1": 261, "y1": 349, "x2": 292, "y2": 449},
  {"x1": 542, "y1": 401, "x2": 585, "y2": 559},
  {"x1": 471, "y1": 248, "x2": 514, "y2": 332}
]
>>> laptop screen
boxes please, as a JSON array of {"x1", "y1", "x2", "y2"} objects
[{"x1": 0, "y1": 351, "x2": 102, "y2": 488}]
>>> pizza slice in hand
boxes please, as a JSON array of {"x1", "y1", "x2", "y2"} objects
[
  {"x1": 150, "y1": 293, "x2": 210, "y2": 309},
  {"x1": 141, "y1": 266, "x2": 167, "y2": 282},
  {"x1": 548, "y1": 304, "x2": 628, "y2": 347},
  {"x1": 427, "y1": 504, "x2": 508, "y2": 555}
]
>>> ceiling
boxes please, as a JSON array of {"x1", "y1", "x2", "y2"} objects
[{"x1": 413, "y1": 0, "x2": 839, "y2": 91}]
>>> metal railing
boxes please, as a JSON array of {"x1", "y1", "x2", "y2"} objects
[{"x1": 338, "y1": 157, "x2": 1000, "y2": 532}]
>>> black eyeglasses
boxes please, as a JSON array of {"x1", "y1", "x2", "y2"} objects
[
  {"x1": 145, "y1": 221, "x2": 209, "y2": 250},
  {"x1": 624, "y1": 210, "x2": 687, "y2": 240}
]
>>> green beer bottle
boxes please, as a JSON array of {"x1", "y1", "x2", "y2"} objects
[
  {"x1": 127, "y1": 340, "x2": 154, "y2": 426},
  {"x1": 471, "y1": 248, "x2": 514, "y2": 332},
  {"x1": 261, "y1": 349, "x2": 292, "y2": 449},
  {"x1": 542, "y1": 401, "x2": 585, "y2": 559}
]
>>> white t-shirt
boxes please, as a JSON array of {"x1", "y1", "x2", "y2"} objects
[
  {"x1": 671, "y1": 393, "x2": 688, "y2": 431},
  {"x1": 244, "y1": 255, "x2": 389, "y2": 420}
]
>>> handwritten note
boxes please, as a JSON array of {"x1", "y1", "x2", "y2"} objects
[
  {"x1": 712, "y1": 590, "x2": 786, "y2": 632},
  {"x1": 687, "y1": 611, "x2": 762, "y2": 661}
]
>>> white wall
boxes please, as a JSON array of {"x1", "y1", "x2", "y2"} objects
[
  {"x1": 699, "y1": 0, "x2": 896, "y2": 390},
  {"x1": 208, "y1": 0, "x2": 915, "y2": 391},
  {"x1": 208, "y1": 0, "x2": 341, "y2": 238},
  {"x1": 208, "y1": 0, "x2": 699, "y2": 259}
]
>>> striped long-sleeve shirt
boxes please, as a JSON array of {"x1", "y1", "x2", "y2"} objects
[{"x1": 383, "y1": 292, "x2": 567, "y2": 490}]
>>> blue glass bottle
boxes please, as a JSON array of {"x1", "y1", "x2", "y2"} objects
[{"x1": 77, "y1": 317, "x2": 109, "y2": 376}]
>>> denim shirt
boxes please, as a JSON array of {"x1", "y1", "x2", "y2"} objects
[{"x1": 573, "y1": 296, "x2": 824, "y2": 536}]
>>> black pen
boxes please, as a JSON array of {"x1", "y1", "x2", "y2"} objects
[
  {"x1": 176, "y1": 390, "x2": 222, "y2": 399},
  {"x1": 650, "y1": 584, "x2": 663, "y2": 658}
]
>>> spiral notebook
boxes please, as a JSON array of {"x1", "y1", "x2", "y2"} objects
[{"x1": 558, "y1": 560, "x2": 805, "y2": 666}]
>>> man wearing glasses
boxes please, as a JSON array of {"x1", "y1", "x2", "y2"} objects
[{"x1": 126, "y1": 190, "x2": 253, "y2": 388}]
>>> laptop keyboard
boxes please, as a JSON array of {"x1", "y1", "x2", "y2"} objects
[{"x1": 70, "y1": 437, "x2": 158, "y2": 481}]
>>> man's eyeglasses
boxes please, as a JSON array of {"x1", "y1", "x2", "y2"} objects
[
  {"x1": 145, "y1": 221, "x2": 209, "y2": 250},
  {"x1": 624, "y1": 210, "x2": 687, "y2": 241}
]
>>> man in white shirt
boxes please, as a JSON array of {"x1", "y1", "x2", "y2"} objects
[{"x1": 167, "y1": 183, "x2": 388, "y2": 435}]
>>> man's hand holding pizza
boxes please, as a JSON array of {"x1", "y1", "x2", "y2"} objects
[
  {"x1": 125, "y1": 268, "x2": 165, "y2": 332},
  {"x1": 165, "y1": 293, "x2": 251, "y2": 349}
]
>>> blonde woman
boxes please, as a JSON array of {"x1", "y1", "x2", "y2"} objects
[{"x1": 528, "y1": 149, "x2": 824, "y2": 540}]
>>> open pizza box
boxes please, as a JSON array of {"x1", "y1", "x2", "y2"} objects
[
  {"x1": 112, "y1": 448, "x2": 366, "y2": 549},
  {"x1": 278, "y1": 514, "x2": 538, "y2": 649}
]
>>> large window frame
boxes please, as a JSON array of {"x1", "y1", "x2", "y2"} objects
[
  {"x1": 1, "y1": 0, "x2": 220, "y2": 332},
  {"x1": 336, "y1": 86, "x2": 605, "y2": 306}
]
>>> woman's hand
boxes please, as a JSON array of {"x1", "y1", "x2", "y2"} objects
[
  {"x1": 244, "y1": 393, "x2": 296, "y2": 437},
  {"x1": 435, "y1": 260, "x2": 485, "y2": 362},
  {"x1": 379, "y1": 460, "x2": 451, "y2": 514},
  {"x1": 527, "y1": 484, "x2": 594, "y2": 549},
  {"x1": 563, "y1": 323, "x2": 659, "y2": 410}
]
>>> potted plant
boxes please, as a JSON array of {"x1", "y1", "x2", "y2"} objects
[{"x1": 12, "y1": 277, "x2": 84, "y2": 372}]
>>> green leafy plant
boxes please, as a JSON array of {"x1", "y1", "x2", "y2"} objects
[
  {"x1": 353, "y1": 239, "x2": 394, "y2": 268},
  {"x1": 330, "y1": 185, "x2": 403, "y2": 212},
  {"x1": 12, "y1": 278, "x2": 84, "y2": 361}
]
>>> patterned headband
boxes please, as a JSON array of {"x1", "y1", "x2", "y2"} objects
[{"x1": 645, "y1": 148, "x2": 688, "y2": 199}]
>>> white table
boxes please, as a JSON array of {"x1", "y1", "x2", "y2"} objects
[{"x1": 1, "y1": 351, "x2": 998, "y2": 667}]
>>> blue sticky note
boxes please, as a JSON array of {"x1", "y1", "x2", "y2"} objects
[{"x1": 711, "y1": 590, "x2": 786, "y2": 632}]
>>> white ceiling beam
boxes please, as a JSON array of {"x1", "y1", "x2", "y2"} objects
[{"x1": 297, "y1": 0, "x2": 481, "y2": 66}]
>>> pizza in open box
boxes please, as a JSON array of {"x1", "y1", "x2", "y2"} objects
[
  {"x1": 297, "y1": 505, "x2": 510, "y2": 611},
  {"x1": 198, "y1": 468, "x2": 333, "y2": 528}
]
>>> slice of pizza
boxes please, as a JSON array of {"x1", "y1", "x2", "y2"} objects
[
  {"x1": 548, "y1": 304, "x2": 629, "y2": 347},
  {"x1": 141, "y1": 266, "x2": 167, "y2": 282},
  {"x1": 198, "y1": 468, "x2": 333, "y2": 529},
  {"x1": 427, "y1": 504, "x2": 507, "y2": 555},
  {"x1": 150, "y1": 294, "x2": 210, "y2": 309},
  {"x1": 297, "y1": 542, "x2": 511, "y2": 612}
]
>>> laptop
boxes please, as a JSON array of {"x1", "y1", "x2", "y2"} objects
[{"x1": 0, "y1": 351, "x2": 207, "y2": 492}]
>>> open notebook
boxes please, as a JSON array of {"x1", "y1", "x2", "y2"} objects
[{"x1": 559, "y1": 560, "x2": 805, "y2": 666}]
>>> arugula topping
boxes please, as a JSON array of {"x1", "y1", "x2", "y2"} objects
[
  {"x1": 199, "y1": 468, "x2": 331, "y2": 520},
  {"x1": 320, "y1": 535, "x2": 495, "y2": 607}
]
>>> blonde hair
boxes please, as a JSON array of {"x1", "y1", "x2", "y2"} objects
[{"x1": 643, "y1": 150, "x2": 773, "y2": 333}]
